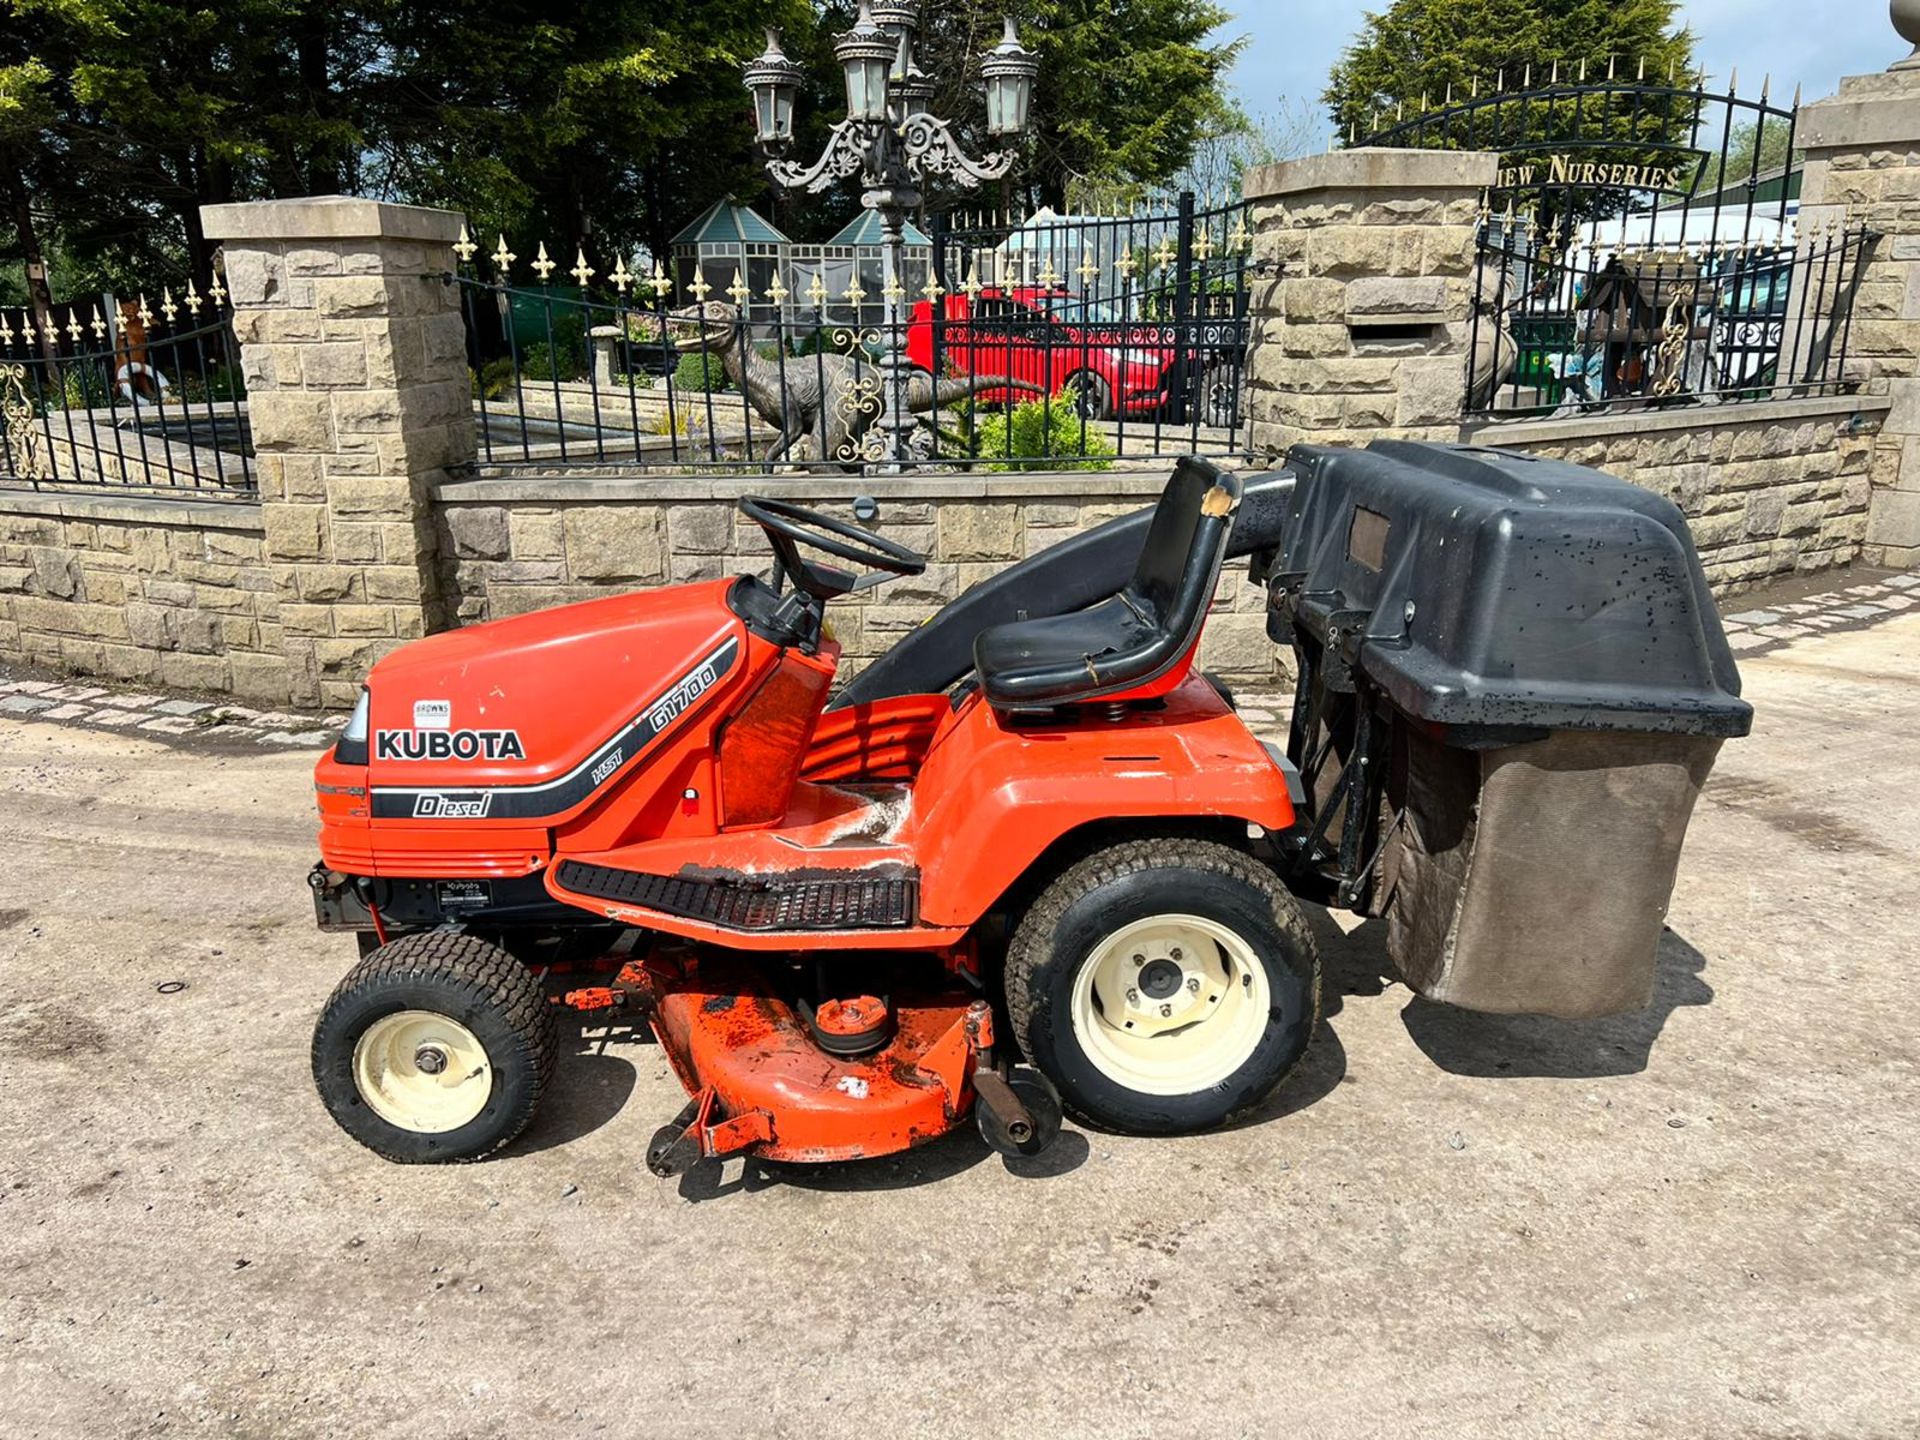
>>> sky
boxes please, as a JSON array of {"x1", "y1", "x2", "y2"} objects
[{"x1": 1218, "y1": 0, "x2": 1908, "y2": 137}]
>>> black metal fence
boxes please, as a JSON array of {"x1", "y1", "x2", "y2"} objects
[
  {"x1": 1359, "y1": 73, "x2": 1872, "y2": 418},
  {"x1": 454, "y1": 192, "x2": 1253, "y2": 474},
  {"x1": 0, "y1": 288, "x2": 253, "y2": 495}
]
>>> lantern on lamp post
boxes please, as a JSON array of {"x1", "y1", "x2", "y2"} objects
[
  {"x1": 743, "y1": 3, "x2": 1039, "y2": 467},
  {"x1": 742, "y1": 29, "x2": 803, "y2": 151}
]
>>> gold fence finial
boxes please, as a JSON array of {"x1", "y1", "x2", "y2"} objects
[
  {"x1": 1579, "y1": 57, "x2": 1587, "y2": 83},
  {"x1": 727, "y1": 266, "x2": 751, "y2": 305},
  {"x1": 454, "y1": 223, "x2": 477, "y2": 264},
  {"x1": 767, "y1": 269, "x2": 790, "y2": 305},
  {"x1": 184, "y1": 279, "x2": 203, "y2": 316},
  {"x1": 160, "y1": 287, "x2": 178, "y2": 324},
  {"x1": 1606, "y1": 55, "x2": 1615, "y2": 81},
  {"x1": 1550, "y1": 60, "x2": 1559, "y2": 85},
  {"x1": 1637, "y1": 55, "x2": 1646, "y2": 82},
  {"x1": 493, "y1": 234, "x2": 515, "y2": 274},
  {"x1": 0, "y1": 312, "x2": 13, "y2": 347},
  {"x1": 919, "y1": 270, "x2": 943, "y2": 304},
  {"x1": 610, "y1": 255, "x2": 633, "y2": 293},
  {"x1": 841, "y1": 269, "x2": 865, "y2": 306},
  {"x1": 136, "y1": 293, "x2": 154, "y2": 328},
  {"x1": 1728, "y1": 65, "x2": 1737, "y2": 93},
  {"x1": 531, "y1": 241, "x2": 556, "y2": 283},
  {"x1": 67, "y1": 311, "x2": 84, "y2": 343},
  {"x1": 648, "y1": 260, "x2": 673, "y2": 299},
  {"x1": 89, "y1": 305, "x2": 107, "y2": 340},
  {"x1": 570, "y1": 247, "x2": 595, "y2": 287},
  {"x1": 805, "y1": 269, "x2": 827, "y2": 306}
]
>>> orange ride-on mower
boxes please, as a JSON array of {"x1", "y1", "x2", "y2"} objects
[{"x1": 306, "y1": 446, "x2": 1750, "y2": 1171}]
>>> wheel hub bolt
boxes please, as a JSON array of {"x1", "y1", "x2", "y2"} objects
[
  {"x1": 413, "y1": 1045, "x2": 449, "y2": 1075},
  {"x1": 1170, "y1": 947, "x2": 1183, "y2": 961},
  {"x1": 1132, "y1": 953, "x2": 1145, "y2": 966},
  {"x1": 1160, "y1": 1003, "x2": 1173, "y2": 1018},
  {"x1": 1126, "y1": 987, "x2": 1140, "y2": 1004},
  {"x1": 1186, "y1": 976, "x2": 1201, "y2": 993}
]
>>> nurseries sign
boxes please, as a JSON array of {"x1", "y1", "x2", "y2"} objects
[{"x1": 1496, "y1": 154, "x2": 1700, "y2": 194}]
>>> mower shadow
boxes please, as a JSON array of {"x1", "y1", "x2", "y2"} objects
[
  {"x1": 1218, "y1": 905, "x2": 1366, "y2": 1132},
  {"x1": 1399, "y1": 927, "x2": 1714, "y2": 1079},
  {"x1": 507, "y1": 1025, "x2": 647, "y2": 1157},
  {"x1": 674, "y1": 1126, "x2": 1093, "y2": 1202}
]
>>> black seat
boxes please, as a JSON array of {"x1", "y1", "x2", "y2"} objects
[{"x1": 972, "y1": 459, "x2": 1242, "y2": 709}]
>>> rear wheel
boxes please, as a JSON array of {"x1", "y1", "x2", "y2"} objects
[
  {"x1": 312, "y1": 932, "x2": 557, "y2": 1163},
  {"x1": 1005, "y1": 838, "x2": 1319, "y2": 1134}
]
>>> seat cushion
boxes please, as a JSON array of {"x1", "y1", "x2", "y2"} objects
[{"x1": 972, "y1": 595, "x2": 1160, "y2": 708}]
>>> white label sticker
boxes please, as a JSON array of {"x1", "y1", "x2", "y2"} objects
[{"x1": 413, "y1": 699, "x2": 452, "y2": 730}]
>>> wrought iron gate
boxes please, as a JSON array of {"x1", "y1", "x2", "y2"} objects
[
  {"x1": 454, "y1": 191, "x2": 1254, "y2": 474},
  {"x1": 1359, "y1": 71, "x2": 1873, "y2": 418}
]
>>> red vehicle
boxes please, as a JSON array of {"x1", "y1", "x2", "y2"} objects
[{"x1": 905, "y1": 285, "x2": 1190, "y2": 421}]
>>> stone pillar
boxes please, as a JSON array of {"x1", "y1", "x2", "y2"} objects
[
  {"x1": 201, "y1": 196, "x2": 471, "y2": 708},
  {"x1": 1241, "y1": 148, "x2": 1500, "y2": 460},
  {"x1": 1799, "y1": 66, "x2": 1920, "y2": 566}
]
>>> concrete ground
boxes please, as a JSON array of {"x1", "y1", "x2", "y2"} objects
[{"x1": 1, "y1": 602, "x2": 1917, "y2": 1439}]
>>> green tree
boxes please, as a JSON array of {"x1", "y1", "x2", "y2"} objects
[
  {"x1": 1325, "y1": 0, "x2": 1695, "y2": 141},
  {"x1": 910, "y1": 0, "x2": 1241, "y2": 213}
]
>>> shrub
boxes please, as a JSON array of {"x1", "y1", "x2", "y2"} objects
[
  {"x1": 673, "y1": 350, "x2": 731, "y2": 392},
  {"x1": 472, "y1": 357, "x2": 517, "y2": 400},
  {"x1": 971, "y1": 393, "x2": 1115, "y2": 472}
]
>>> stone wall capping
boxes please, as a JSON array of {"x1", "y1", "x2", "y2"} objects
[
  {"x1": 0, "y1": 487, "x2": 267, "y2": 532},
  {"x1": 1244, "y1": 147, "x2": 1499, "y2": 201},
  {"x1": 201, "y1": 195, "x2": 463, "y2": 245},
  {"x1": 1463, "y1": 394, "x2": 1891, "y2": 448},
  {"x1": 434, "y1": 469, "x2": 1183, "y2": 506}
]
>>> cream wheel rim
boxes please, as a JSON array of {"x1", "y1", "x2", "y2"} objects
[
  {"x1": 352, "y1": 1010, "x2": 493, "y2": 1133},
  {"x1": 1069, "y1": 913, "x2": 1271, "y2": 1096}
]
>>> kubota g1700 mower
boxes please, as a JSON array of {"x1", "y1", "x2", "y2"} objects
[{"x1": 307, "y1": 444, "x2": 1751, "y2": 1171}]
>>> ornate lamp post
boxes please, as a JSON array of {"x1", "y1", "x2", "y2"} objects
[{"x1": 744, "y1": 5, "x2": 1039, "y2": 463}]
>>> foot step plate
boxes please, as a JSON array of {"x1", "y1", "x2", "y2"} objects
[{"x1": 555, "y1": 861, "x2": 919, "y2": 932}]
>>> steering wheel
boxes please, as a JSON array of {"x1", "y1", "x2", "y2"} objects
[{"x1": 738, "y1": 498, "x2": 927, "y2": 594}]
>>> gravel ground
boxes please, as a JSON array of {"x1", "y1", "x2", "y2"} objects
[{"x1": 0, "y1": 607, "x2": 1916, "y2": 1439}]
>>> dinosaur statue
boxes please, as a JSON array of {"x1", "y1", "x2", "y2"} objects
[{"x1": 667, "y1": 300, "x2": 1040, "y2": 466}]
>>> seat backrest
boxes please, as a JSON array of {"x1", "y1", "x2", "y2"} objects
[{"x1": 1131, "y1": 458, "x2": 1242, "y2": 636}]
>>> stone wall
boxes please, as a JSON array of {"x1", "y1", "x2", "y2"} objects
[
  {"x1": 432, "y1": 473, "x2": 1281, "y2": 683},
  {"x1": 1464, "y1": 394, "x2": 1888, "y2": 591},
  {"x1": 0, "y1": 490, "x2": 282, "y2": 694}
]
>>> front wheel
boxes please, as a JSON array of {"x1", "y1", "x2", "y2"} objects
[
  {"x1": 312, "y1": 932, "x2": 558, "y2": 1163},
  {"x1": 1005, "y1": 838, "x2": 1319, "y2": 1134},
  {"x1": 1064, "y1": 370, "x2": 1112, "y2": 422}
]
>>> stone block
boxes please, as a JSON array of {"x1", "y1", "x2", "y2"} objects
[
  {"x1": 444, "y1": 506, "x2": 511, "y2": 560},
  {"x1": 29, "y1": 547, "x2": 79, "y2": 600},
  {"x1": 935, "y1": 503, "x2": 1023, "y2": 561},
  {"x1": 301, "y1": 341, "x2": 370, "y2": 389},
  {"x1": 262, "y1": 503, "x2": 327, "y2": 562},
  {"x1": 563, "y1": 506, "x2": 667, "y2": 581},
  {"x1": 1345, "y1": 276, "x2": 1448, "y2": 317},
  {"x1": 249, "y1": 391, "x2": 336, "y2": 453},
  {"x1": 159, "y1": 650, "x2": 230, "y2": 692},
  {"x1": 295, "y1": 565, "x2": 366, "y2": 602},
  {"x1": 668, "y1": 505, "x2": 734, "y2": 554},
  {"x1": 330, "y1": 521, "x2": 384, "y2": 564}
]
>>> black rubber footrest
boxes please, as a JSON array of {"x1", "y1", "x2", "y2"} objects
[{"x1": 556, "y1": 861, "x2": 919, "y2": 931}]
